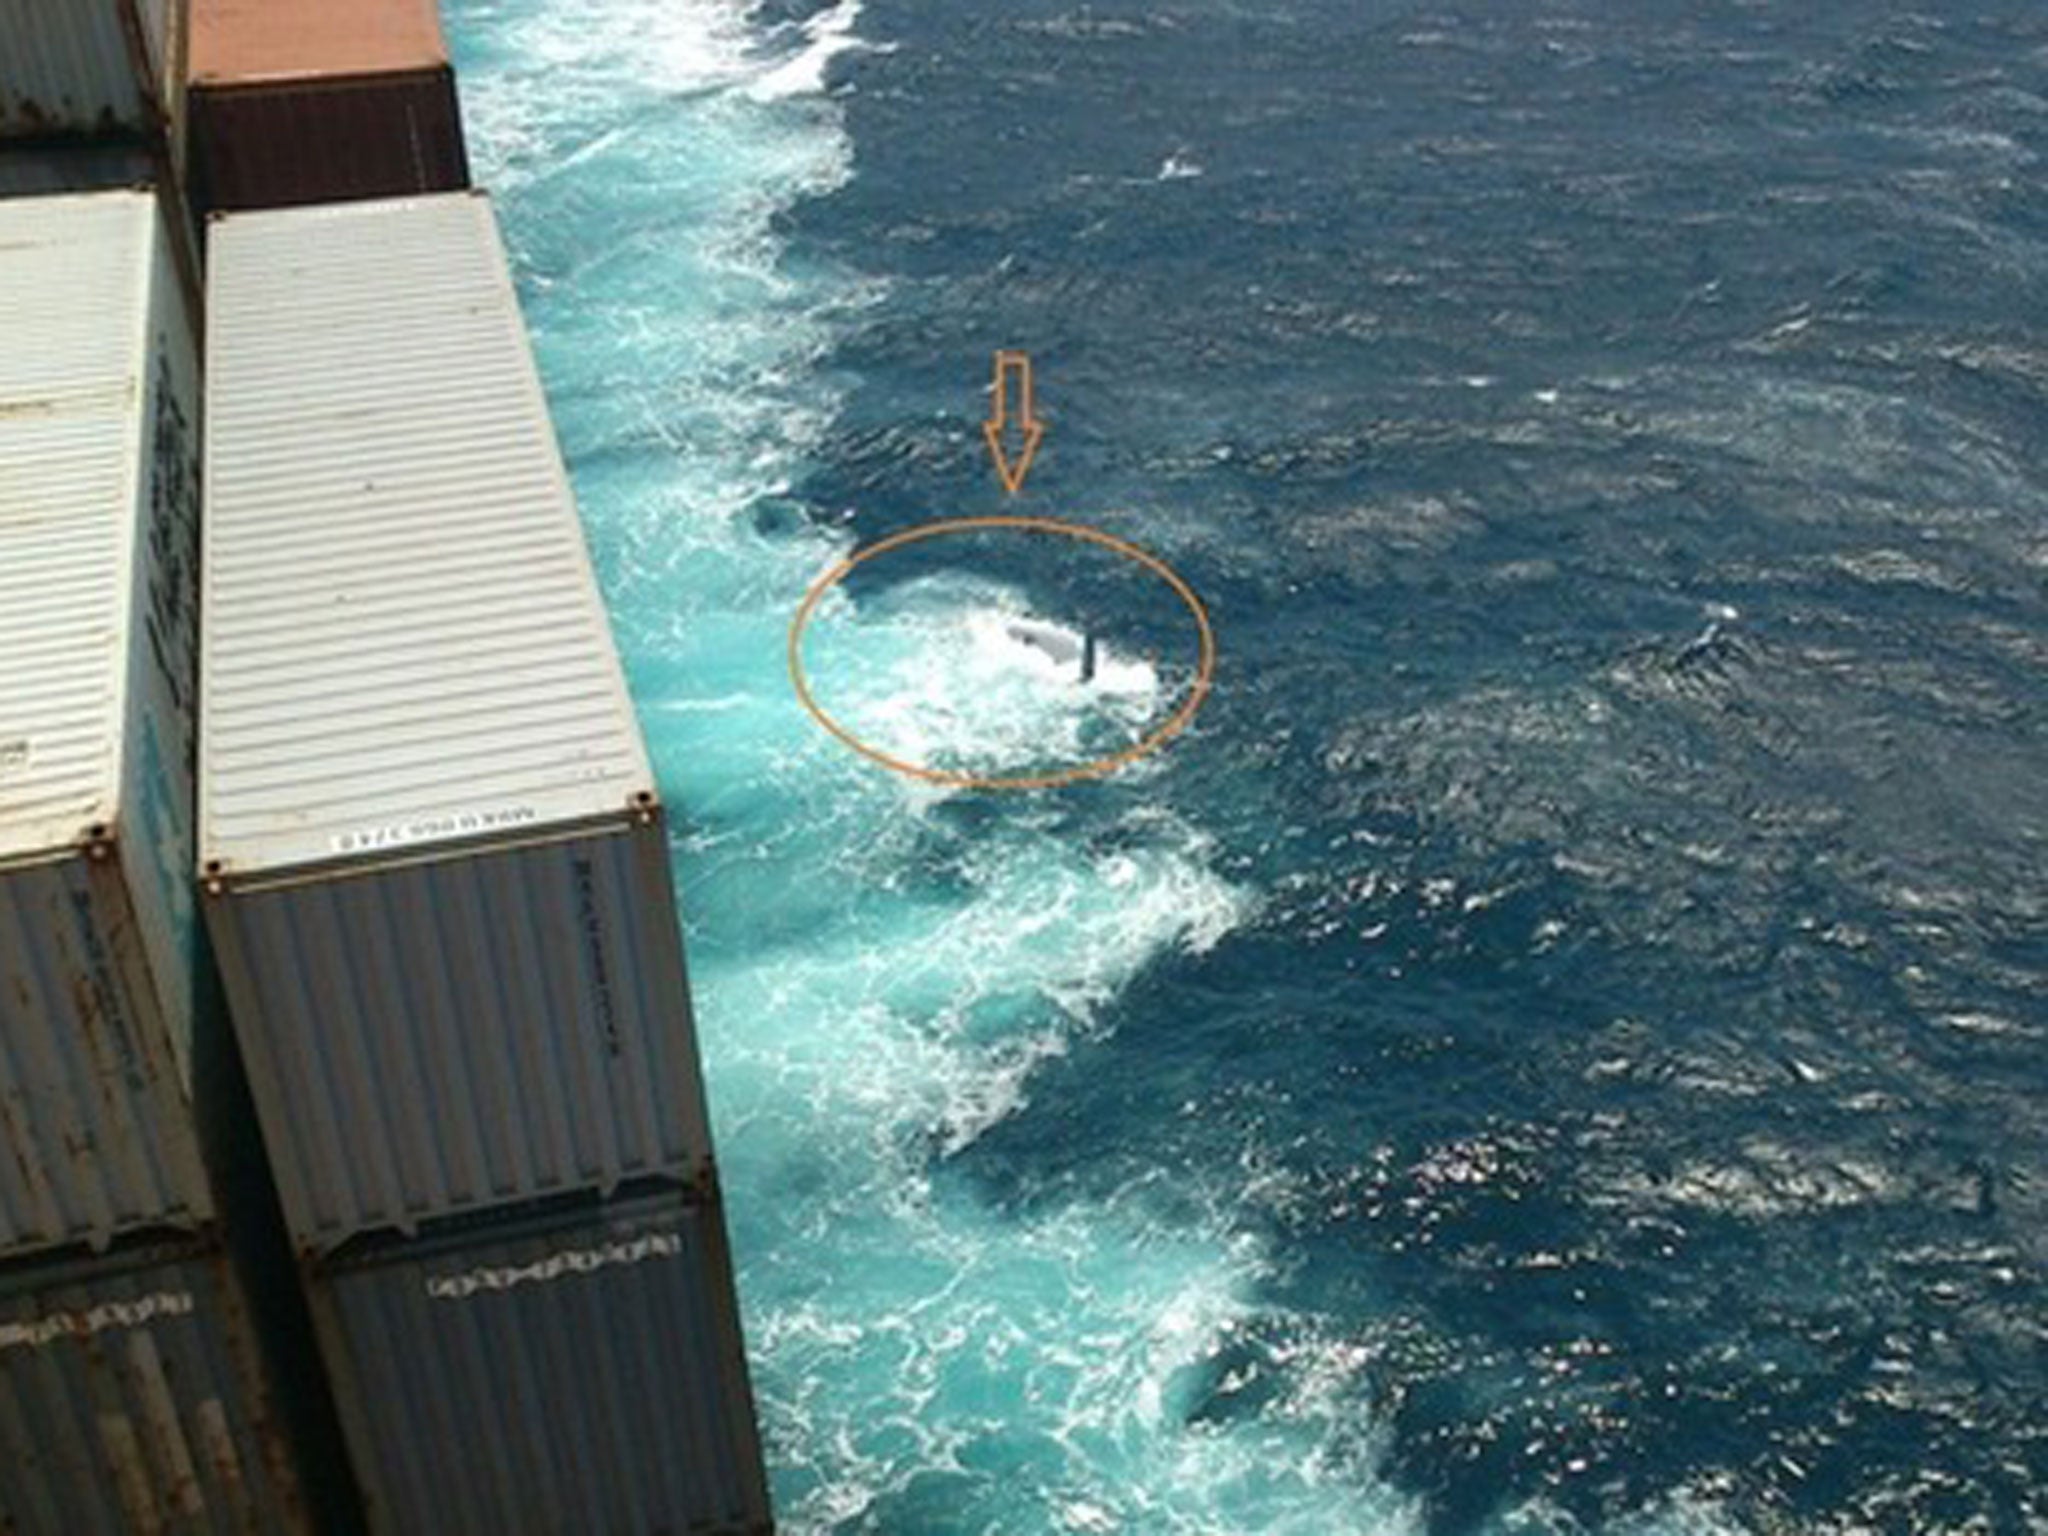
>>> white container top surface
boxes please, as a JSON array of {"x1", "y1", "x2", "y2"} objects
[
  {"x1": 201, "y1": 193, "x2": 654, "y2": 877},
  {"x1": 0, "y1": 190, "x2": 155, "y2": 865}
]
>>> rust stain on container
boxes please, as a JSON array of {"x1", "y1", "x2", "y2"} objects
[
  {"x1": 185, "y1": 0, "x2": 468, "y2": 215},
  {"x1": 0, "y1": 1236, "x2": 322, "y2": 1534},
  {"x1": 0, "y1": 0, "x2": 175, "y2": 143}
]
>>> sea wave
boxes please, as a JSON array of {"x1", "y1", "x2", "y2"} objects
[{"x1": 445, "y1": 2, "x2": 1406, "y2": 1530}]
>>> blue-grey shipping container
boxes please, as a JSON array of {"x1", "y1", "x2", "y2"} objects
[
  {"x1": 0, "y1": 1234, "x2": 314, "y2": 1534},
  {"x1": 307, "y1": 1189, "x2": 772, "y2": 1535},
  {"x1": 0, "y1": 0, "x2": 180, "y2": 143}
]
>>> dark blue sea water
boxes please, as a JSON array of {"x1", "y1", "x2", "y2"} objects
[{"x1": 447, "y1": 3, "x2": 2048, "y2": 1530}]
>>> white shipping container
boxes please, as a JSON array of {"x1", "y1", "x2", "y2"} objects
[
  {"x1": 0, "y1": 1235, "x2": 314, "y2": 1534},
  {"x1": 0, "y1": 0, "x2": 179, "y2": 142},
  {"x1": 201, "y1": 193, "x2": 715, "y2": 1255},
  {"x1": 0, "y1": 148, "x2": 207, "y2": 393},
  {"x1": 307, "y1": 1190, "x2": 771, "y2": 1536},
  {"x1": 0, "y1": 189, "x2": 213, "y2": 1258}
]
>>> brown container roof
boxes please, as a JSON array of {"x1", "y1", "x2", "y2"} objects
[{"x1": 190, "y1": 0, "x2": 450, "y2": 85}]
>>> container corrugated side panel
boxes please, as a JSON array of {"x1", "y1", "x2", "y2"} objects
[
  {"x1": 0, "y1": 1237, "x2": 312, "y2": 1535},
  {"x1": 0, "y1": 851, "x2": 211, "y2": 1253},
  {"x1": 200, "y1": 192, "x2": 650, "y2": 882},
  {"x1": 206, "y1": 821, "x2": 714, "y2": 1254},
  {"x1": 0, "y1": 141, "x2": 156, "y2": 198},
  {"x1": 113, "y1": 175, "x2": 204, "y2": 1114},
  {"x1": 0, "y1": 855, "x2": 213, "y2": 1257},
  {"x1": 137, "y1": 0, "x2": 175, "y2": 100},
  {"x1": 189, "y1": 67, "x2": 468, "y2": 216},
  {"x1": 310, "y1": 1191, "x2": 771, "y2": 1536},
  {"x1": 0, "y1": 0, "x2": 164, "y2": 141}
]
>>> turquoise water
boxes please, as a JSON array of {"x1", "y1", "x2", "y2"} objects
[
  {"x1": 446, "y1": 3, "x2": 2047, "y2": 1531},
  {"x1": 444, "y1": 8, "x2": 1391, "y2": 1531}
]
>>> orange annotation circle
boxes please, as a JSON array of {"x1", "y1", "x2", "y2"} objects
[{"x1": 788, "y1": 515, "x2": 1216, "y2": 791}]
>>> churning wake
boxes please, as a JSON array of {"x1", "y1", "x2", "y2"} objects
[
  {"x1": 444, "y1": 4, "x2": 1792, "y2": 1532},
  {"x1": 445, "y1": 3, "x2": 1418, "y2": 1531}
]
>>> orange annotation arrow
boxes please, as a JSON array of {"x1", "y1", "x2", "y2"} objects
[{"x1": 982, "y1": 350, "x2": 1045, "y2": 494}]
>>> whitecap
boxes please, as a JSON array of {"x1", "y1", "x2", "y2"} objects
[
  {"x1": 805, "y1": 587, "x2": 1174, "y2": 783},
  {"x1": 746, "y1": 0, "x2": 883, "y2": 102}
]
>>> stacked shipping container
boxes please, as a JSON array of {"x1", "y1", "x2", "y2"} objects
[
  {"x1": 0, "y1": 0, "x2": 182, "y2": 144},
  {"x1": 185, "y1": 0, "x2": 468, "y2": 216},
  {"x1": 0, "y1": 189, "x2": 208, "y2": 1259},
  {"x1": 0, "y1": 1235, "x2": 308, "y2": 1534},
  {"x1": 5, "y1": 6, "x2": 771, "y2": 1529},
  {"x1": 201, "y1": 191, "x2": 772, "y2": 1534},
  {"x1": 0, "y1": 0, "x2": 203, "y2": 314},
  {"x1": 0, "y1": 186, "x2": 325, "y2": 1532},
  {"x1": 198, "y1": 191, "x2": 713, "y2": 1252},
  {"x1": 310, "y1": 1190, "x2": 768, "y2": 1534}
]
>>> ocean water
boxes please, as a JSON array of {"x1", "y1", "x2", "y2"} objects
[{"x1": 444, "y1": 3, "x2": 2047, "y2": 1532}]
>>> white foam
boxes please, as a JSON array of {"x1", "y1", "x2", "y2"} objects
[
  {"x1": 746, "y1": 0, "x2": 883, "y2": 101},
  {"x1": 803, "y1": 586, "x2": 1177, "y2": 783},
  {"x1": 1494, "y1": 1492, "x2": 1755, "y2": 1536},
  {"x1": 458, "y1": 0, "x2": 760, "y2": 188}
]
